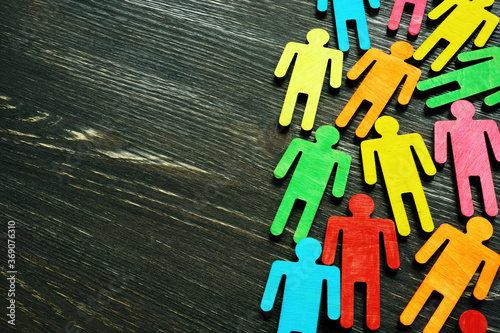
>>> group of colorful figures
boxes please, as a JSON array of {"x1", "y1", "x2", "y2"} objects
[{"x1": 257, "y1": 0, "x2": 500, "y2": 332}]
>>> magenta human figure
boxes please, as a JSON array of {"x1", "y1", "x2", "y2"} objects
[
  {"x1": 388, "y1": 0, "x2": 427, "y2": 35},
  {"x1": 434, "y1": 100, "x2": 500, "y2": 217}
]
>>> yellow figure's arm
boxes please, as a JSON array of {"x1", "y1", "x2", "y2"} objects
[
  {"x1": 474, "y1": 14, "x2": 499, "y2": 48},
  {"x1": 274, "y1": 43, "x2": 300, "y2": 78},
  {"x1": 347, "y1": 49, "x2": 378, "y2": 81},
  {"x1": 412, "y1": 135, "x2": 437, "y2": 176},
  {"x1": 361, "y1": 141, "x2": 378, "y2": 185},
  {"x1": 427, "y1": 0, "x2": 458, "y2": 20},
  {"x1": 329, "y1": 50, "x2": 343, "y2": 89}
]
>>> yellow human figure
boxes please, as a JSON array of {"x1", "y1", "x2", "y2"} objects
[
  {"x1": 413, "y1": 0, "x2": 499, "y2": 72},
  {"x1": 275, "y1": 29, "x2": 343, "y2": 131},
  {"x1": 361, "y1": 116, "x2": 436, "y2": 236}
]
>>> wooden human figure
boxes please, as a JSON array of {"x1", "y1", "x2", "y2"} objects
[
  {"x1": 261, "y1": 238, "x2": 341, "y2": 333},
  {"x1": 459, "y1": 310, "x2": 488, "y2": 333},
  {"x1": 361, "y1": 116, "x2": 436, "y2": 236},
  {"x1": 335, "y1": 41, "x2": 421, "y2": 138},
  {"x1": 413, "y1": 0, "x2": 499, "y2": 72},
  {"x1": 272, "y1": 126, "x2": 351, "y2": 243},
  {"x1": 418, "y1": 46, "x2": 500, "y2": 108},
  {"x1": 387, "y1": 0, "x2": 427, "y2": 35},
  {"x1": 317, "y1": 0, "x2": 380, "y2": 51},
  {"x1": 400, "y1": 217, "x2": 500, "y2": 333},
  {"x1": 322, "y1": 194, "x2": 400, "y2": 330},
  {"x1": 434, "y1": 100, "x2": 500, "y2": 217},
  {"x1": 275, "y1": 28, "x2": 343, "y2": 131}
]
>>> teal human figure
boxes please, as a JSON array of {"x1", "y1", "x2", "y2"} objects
[
  {"x1": 271, "y1": 126, "x2": 351, "y2": 242},
  {"x1": 418, "y1": 46, "x2": 500, "y2": 108},
  {"x1": 261, "y1": 238, "x2": 341, "y2": 333},
  {"x1": 317, "y1": 0, "x2": 380, "y2": 51}
]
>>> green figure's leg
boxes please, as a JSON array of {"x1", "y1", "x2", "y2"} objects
[
  {"x1": 426, "y1": 88, "x2": 468, "y2": 108},
  {"x1": 417, "y1": 71, "x2": 458, "y2": 91},
  {"x1": 387, "y1": 190, "x2": 411, "y2": 236},
  {"x1": 423, "y1": 297, "x2": 456, "y2": 333},
  {"x1": 271, "y1": 191, "x2": 297, "y2": 236},
  {"x1": 279, "y1": 87, "x2": 299, "y2": 127},
  {"x1": 301, "y1": 90, "x2": 321, "y2": 131},
  {"x1": 293, "y1": 201, "x2": 320, "y2": 243},
  {"x1": 430, "y1": 41, "x2": 462, "y2": 72},
  {"x1": 485, "y1": 90, "x2": 500, "y2": 106},
  {"x1": 411, "y1": 188, "x2": 434, "y2": 233}
]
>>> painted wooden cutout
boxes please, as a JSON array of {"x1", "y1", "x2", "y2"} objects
[
  {"x1": 322, "y1": 194, "x2": 400, "y2": 330},
  {"x1": 317, "y1": 0, "x2": 379, "y2": 51},
  {"x1": 275, "y1": 29, "x2": 343, "y2": 131},
  {"x1": 272, "y1": 126, "x2": 351, "y2": 243},
  {"x1": 387, "y1": 0, "x2": 427, "y2": 35},
  {"x1": 413, "y1": 0, "x2": 499, "y2": 72},
  {"x1": 459, "y1": 310, "x2": 488, "y2": 333},
  {"x1": 418, "y1": 46, "x2": 500, "y2": 108},
  {"x1": 261, "y1": 238, "x2": 341, "y2": 332},
  {"x1": 361, "y1": 116, "x2": 436, "y2": 236},
  {"x1": 335, "y1": 41, "x2": 421, "y2": 138},
  {"x1": 434, "y1": 100, "x2": 500, "y2": 217},
  {"x1": 400, "y1": 217, "x2": 500, "y2": 333}
]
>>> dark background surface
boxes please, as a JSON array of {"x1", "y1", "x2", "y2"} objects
[{"x1": 0, "y1": 0, "x2": 499, "y2": 332}]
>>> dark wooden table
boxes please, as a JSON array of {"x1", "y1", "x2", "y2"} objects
[{"x1": 0, "y1": 0, "x2": 499, "y2": 332}]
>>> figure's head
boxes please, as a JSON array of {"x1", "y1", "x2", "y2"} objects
[
  {"x1": 476, "y1": 0, "x2": 494, "y2": 7},
  {"x1": 451, "y1": 100, "x2": 475, "y2": 119},
  {"x1": 295, "y1": 238, "x2": 322, "y2": 261},
  {"x1": 374, "y1": 116, "x2": 399, "y2": 136},
  {"x1": 348, "y1": 194, "x2": 375, "y2": 216},
  {"x1": 466, "y1": 217, "x2": 493, "y2": 242},
  {"x1": 307, "y1": 28, "x2": 330, "y2": 46},
  {"x1": 315, "y1": 125, "x2": 340, "y2": 146},
  {"x1": 390, "y1": 41, "x2": 414, "y2": 60}
]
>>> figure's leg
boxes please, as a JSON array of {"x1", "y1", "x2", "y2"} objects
[
  {"x1": 336, "y1": 19, "x2": 350, "y2": 52},
  {"x1": 430, "y1": 41, "x2": 463, "y2": 72},
  {"x1": 293, "y1": 200, "x2": 320, "y2": 242},
  {"x1": 340, "y1": 280, "x2": 355, "y2": 329},
  {"x1": 279, "y1": 87, "x2": 298, "y2": 127},
  {"x1": 271, "y1": 191, "x2": 296, "y2": 237},
  {"x1": 366, "y1": 278, "x2": 381, "y2": 330},
  {"x1": 484, "y1": 90, "x2": 500, "y2": 106},
  {"x1": 479, "y1": 173, "x2": 498, "y2": 216},
  {"x1": 426, "y1": 88, "x2": 467, "y2": 109},
  {"x1": 457, "y1": 175, "x2": 474, "y2": 217},
  {"x1": 413, "y1": 32, "x2": 441, "y2": 61},
  {"x1": 423, "y1": 297, "x2": 457, "y2": 333},
  {"x1": 388, "y1": 0, "x2": 405, "y2": 31},
  {"x1": 400, "y1": 283, "x2": 434, "y2": 326},
  {"x1": 356, "y1": 17, "x2": 371, "y2": 51},
  {"x1": 301, "y1": 89, "x2": 321, "y2": 131},
  {"x1": 335, "y1": 89, "x2": 365, "y2": 128},
  {"x1": 355, "y1": 101, "x2": 385, "y2": 138},
  {"x1": 387, "y1": 190, "x2": 411, "y2": 236},
  {"x1": 411, "y1": 187, "x2": 434, "y2": 233},
  {"x1": 408, "y1": 2, "x2": 425, "y2": 35}
]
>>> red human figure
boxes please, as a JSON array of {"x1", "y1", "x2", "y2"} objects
[
  {"x1": 388, "y1": 0, "x2": 427, "y2": 35},
  {"x1": 434, "y1": 100, "x2": 500, "y2": 217},
  {"x1": 459, "y1": 310, "x2": 488, "y2": 333},
  {"x1": 322, "y1": 194, "x2": 400, "y2": 330}
]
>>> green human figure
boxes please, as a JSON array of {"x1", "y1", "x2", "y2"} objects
[
  {"x1": 271, "y1": 126, "x2": 351, "y2": 243},
  {"x1": 275, "y1": 29, "x2": 343, "y2": 131},
  {"x1": 418, "y1": 46, "x2": 500, "y2": 108}
]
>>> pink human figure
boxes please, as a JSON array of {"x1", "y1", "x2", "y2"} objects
[
  {"x1": 322, "y1": 194, "x2": 400, "y2": 330},
  {"x1": 434, "y1": 100, "x2": 500, "y2": 217},
  {"x1": 388, "y1": 0, "x2": 427, "y2": 35}
]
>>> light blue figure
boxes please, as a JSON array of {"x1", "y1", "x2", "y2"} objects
[
  {"x1": 317, "y1": 0, "x2": 380, "y2": 51},
  {"x1": 260, "y1": 238, "x2": 341, "y2": 332}
]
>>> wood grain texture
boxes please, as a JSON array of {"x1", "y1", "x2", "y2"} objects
[{"x1": 0, "y1": 0, "x2": 499, "y2": 332}]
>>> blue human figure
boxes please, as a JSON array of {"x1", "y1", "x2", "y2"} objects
[
  {"x1": 261, "y1": 238, "x2": 341, "y2": 332},
  {"x1": 317, "y1": 0, "x2": 380, "y2": 51}
]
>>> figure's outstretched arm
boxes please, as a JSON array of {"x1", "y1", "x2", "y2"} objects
[
  {"x1": 474, "y1": 15, "x2": 499, "y2": 48},
  {"x1": 275, "y1": 43, "x2": 299, "y2": 78},
  {"x1": 485, "y1": 120, "x2": 500, "y2": 162},
  {"x1": 322, "y1": 219, "x2": 342, "y2": 265},
  {"x1": 274, "y1": 140, "x2": 301, "y2": 179},
  {"x1": 260, "y1": 262, "x2": 286, "y2": 312},
  {"x1": 361, "y1": 141, "x2": 378, "y2": 185},
  {"x1": 329, "y1": 50, "x2": 343, "y2": 89},
  {"x1": 457, "y1": 47, "x2": 496, "y2": 63},
  {"x1": 485, "y1": 89, "x2": 500, "y2": 107},
  {"x1": 397, "y1": 68, "x2": 421, "y2": 105},
  {"x1": 317, "y1": 0, "x2": 328, "y2": 12},
  {"x1": 433, "y1": 122, "x2": 449, "y2": 164},
  {"x1": 427, "y1": 0, "x2": 457, "y2": 20},
  {"x1": 412, "y1": 135, "x2": 437, "y2": 176},
  {"x1": 326, "y1": 267, "x2": 341, "y2": 320},
  {"x1": 332, "y1": 155, "x2": 352, "y2": 198},
  {"x1": 381, "y1": 222, "x2": 400, "y2": 269},
  {"x1": 415, "y1": 224, "x2": 452, "y2": 264},
  {"x1": 473, "y1": 254, "x2": 500, "y2": 300},
  {"x1": 347, "y1": 49, "x2": 378, "y2": 81}
]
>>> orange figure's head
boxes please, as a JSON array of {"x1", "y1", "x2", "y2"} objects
[
  {"x1": 466, "y1": 217, "x2": 493, "y2": 242},
  {"x1": 390, "y1": 41, "x2": 414, "y2": 60}
]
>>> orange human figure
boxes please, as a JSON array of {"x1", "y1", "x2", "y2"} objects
[
  {"x1": 322, "y1": 194, "x2": 399, "y2": 330},
  {"x1": 335, "y1": 41, "x2": 420, "y2": 138},
  {"x1": 400, "y1": 217, "x2": 500, "y2": 333}
]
